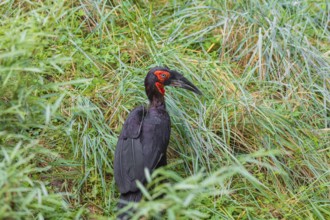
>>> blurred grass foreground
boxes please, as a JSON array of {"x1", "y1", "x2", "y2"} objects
[{"x1": 0, "y1": 0, "x2": 329, "y2": 219}]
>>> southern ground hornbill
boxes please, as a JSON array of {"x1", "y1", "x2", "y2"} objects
[{"x1": 114, "y1": 66, "x2": 202, "y2": 218}]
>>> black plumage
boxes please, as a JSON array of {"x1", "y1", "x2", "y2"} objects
[{"x1": 114, "y1": 66, "x2": 201, "y2": 219}]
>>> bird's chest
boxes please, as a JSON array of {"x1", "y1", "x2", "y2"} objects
[{"x1": 141, "y1": 110, "x2": 171, "y2": 151}]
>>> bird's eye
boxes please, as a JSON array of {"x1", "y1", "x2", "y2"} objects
[{"x1": 161, "y1": 74, "x2": 166, "y2": 78}]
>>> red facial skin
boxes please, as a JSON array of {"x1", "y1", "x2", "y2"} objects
[
  {"x1": 154, "y1": 70, "x2": 170, "y2": 95},
  {"x1": 155, "y1": 82, "x2": 165, "y2": 95}
]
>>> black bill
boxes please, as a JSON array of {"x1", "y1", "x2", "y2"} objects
[{"x1": 167, "y1": 70, "x2": 202, "y2": 95}]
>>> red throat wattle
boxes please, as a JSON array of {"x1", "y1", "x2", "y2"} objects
[{"x1": 155, "y1": 82, "x2": 165, "y2": 95}]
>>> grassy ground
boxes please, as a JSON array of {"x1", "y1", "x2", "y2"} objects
[{"x1": 1, "y1": 0, "x2": 329, "y2": 219}]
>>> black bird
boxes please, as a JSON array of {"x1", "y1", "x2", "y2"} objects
[{"x1": 114, "y1": 66, "x2": 202, "y2": 218}]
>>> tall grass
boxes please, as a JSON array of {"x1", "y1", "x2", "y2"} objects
[{"x1": 1, "y1": 0, "x2": 329, "y2": 219}]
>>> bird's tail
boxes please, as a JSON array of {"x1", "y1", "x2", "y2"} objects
[{"x1": 117, "y1": 191, "x2": 142, "y2": 220}]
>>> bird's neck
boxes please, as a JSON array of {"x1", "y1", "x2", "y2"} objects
[{"x1": 149, "y1": 95, "x2": 166, "y2": 109}]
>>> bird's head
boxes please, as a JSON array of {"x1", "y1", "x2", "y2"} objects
[{"x1": 144, "y1": 66, "x2": 202, "y2": 102}]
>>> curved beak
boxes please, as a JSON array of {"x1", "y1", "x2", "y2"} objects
[{"x1": 166, "y1": 70, "x2": 202, "y2": 95}]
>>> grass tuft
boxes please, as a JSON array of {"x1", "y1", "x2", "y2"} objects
[{"x1": 1, "y1": 0, "x2": 329, "y2": 219}]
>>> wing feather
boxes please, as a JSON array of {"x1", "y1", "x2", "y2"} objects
[{"x1": 114, "y1": 106, "x2": 146, "y2": 193}]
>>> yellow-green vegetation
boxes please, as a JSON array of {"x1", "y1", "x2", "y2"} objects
[{"x1": 1, "y1": 0, "x2": 329, "y2": 219}]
